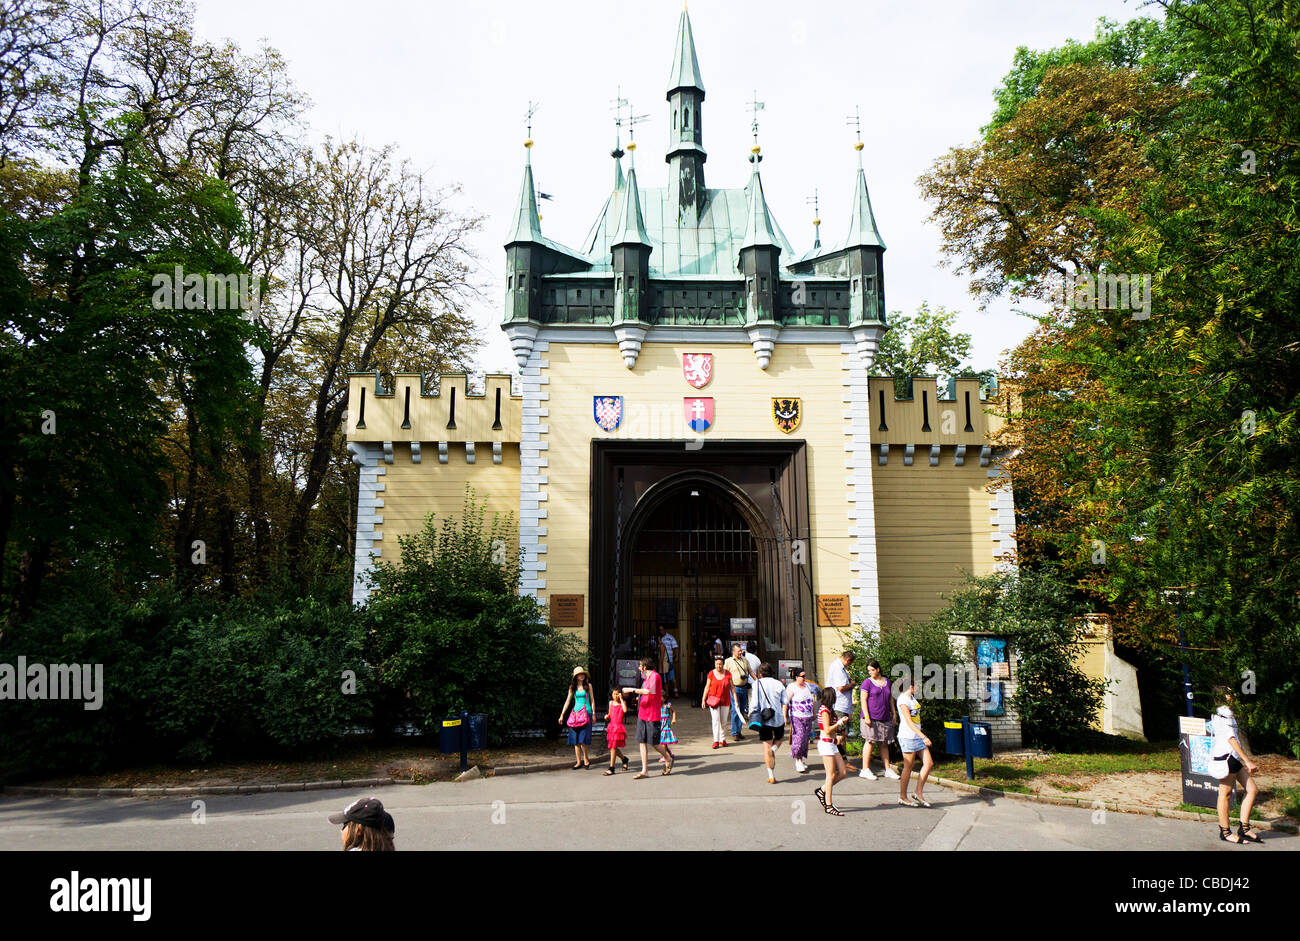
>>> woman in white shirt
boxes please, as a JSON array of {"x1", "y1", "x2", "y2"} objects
[
  {"x1": 895, "y1": 679, "x2": 933, "y2": 808},
  {"x1": 1209, "y1": 687, "x2": 1261, "y2": 844}
]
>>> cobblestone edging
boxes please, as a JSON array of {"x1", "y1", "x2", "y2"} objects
[
  {"x1": 2, "y1": 777, "x2": 398, "y2": 798},
  {"x1": 0, "y1": 759, "x2": 592, "y2": 798},
  {"x1": 930, "y1": 774, "x2": 1299, "y2": 834}
]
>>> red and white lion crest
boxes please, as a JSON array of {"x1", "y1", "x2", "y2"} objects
[{"x1": 682, "y1": 353, "x2": 713, "y2": 389}]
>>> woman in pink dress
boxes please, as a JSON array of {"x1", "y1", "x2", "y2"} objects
[{"x1": 603, "y1": 688, "x2": 630, "y2": 774}]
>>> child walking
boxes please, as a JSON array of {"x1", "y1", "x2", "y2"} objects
[
  {"x1": 657, "y1": 699, "x2": 678, "y2": 763},
  {"x1": 603, "y1": 688, "x2": 630, "y2": 774}
]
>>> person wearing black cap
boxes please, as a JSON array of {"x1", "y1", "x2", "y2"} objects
[{"x1": 328, "y1": 797, "x2": 396, "y2": 851}]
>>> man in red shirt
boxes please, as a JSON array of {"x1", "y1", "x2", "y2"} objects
[{"x1": 623, "y1": 655, "x2": 674, "y2": 778}]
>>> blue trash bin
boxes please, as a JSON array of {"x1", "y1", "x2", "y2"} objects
[
  {"x1": 944, "y1": 721, "x2": 965, "y2": 755},
  {"x1": 467, "y1": 713, "x2": 487, "y2": 751},
  {"x1": 438, "y1": 716, "x2": 466, "y2": 754},
  {"x1": 970, "y1": 721, "x2": 993, "y2": 759}
]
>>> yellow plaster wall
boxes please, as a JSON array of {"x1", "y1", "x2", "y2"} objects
[
  {"x1": 542, "y1": 340, "x2": 855, "y2": 677},
  {"x1": 378, "y1": 441, "x2": 522, "y2": 562},
  {"x1": 872, "y1": 457, "x2": 1003, "y2": 629}
]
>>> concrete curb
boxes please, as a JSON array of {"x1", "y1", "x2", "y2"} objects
[
  {"x1": 930, "y1": 774, "x2": 1299, "y2": 834},
  {"x1": 1, "y1": 777, "x2": 397, "y2": 799}
]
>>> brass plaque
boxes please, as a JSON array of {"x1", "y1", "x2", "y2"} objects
[
  {"x1": 816, "y1": 595, "x2": 851, "y2": 627},
  {"x1": 550, "y1": 594, "x2": 585, "y2": 627}
]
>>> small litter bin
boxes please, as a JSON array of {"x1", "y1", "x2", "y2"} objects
[
  {"x1": 466, "y1": 713, "x2": 487, "y2": 751},
  {"x1": 969, "y1": 721, "x2": 993, "y2": 759},
  {"x1": 944, "y1": 721, "x2": 965, "y2": 755},
  {"x1": 438, "y1": 716, "x2": 466, "y2": 754}
]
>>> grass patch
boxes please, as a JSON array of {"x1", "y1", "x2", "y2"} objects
[
  {"x1": 1275, "y1": 786, "x2": 1300, "y2": 819},
  {"x1": 1177, "y1": 802, "x2": 1241, "y2": 820}
]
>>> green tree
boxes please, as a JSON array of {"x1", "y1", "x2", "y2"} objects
[
  {"x1": 359, "y1": 492, "x2": 585, "y2": 743},
  {"x1": 918, "y1": 2, "x2": 1300, "y2": 754},
  {"x1": 872, "y1": 302, "x2": 993, "y2": 397}
]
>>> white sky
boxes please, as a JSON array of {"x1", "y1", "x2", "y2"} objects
[{"x1": 194, "y1": 0, "x2": 1151, "y2": 377}]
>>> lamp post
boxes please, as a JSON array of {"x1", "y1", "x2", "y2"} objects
[{"x1": 1161, "y1": 585, "x2": 1197, "y2": 718}]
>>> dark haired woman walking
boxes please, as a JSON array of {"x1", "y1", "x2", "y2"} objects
[
  {"x1": 560, "y1": 666, "x2": 595, "y2": 769},
  {"x1": 814, "y1": 685, "x2": 851, "y2": 816}
]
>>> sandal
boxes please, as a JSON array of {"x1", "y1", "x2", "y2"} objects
[
  {"x1": 621, "y1": 756, "x2": 629, "y2": 770},
  {"x1": 663, "y1": 759, "x2": 674, "y2": 775},
  {"x1": 1218, "y1": 826, "x2": 1245, "y2": 844},
  {"x1": 1237, "y1": 825, "x2": 1263, "y2": 844},
  {"x1": 814, "y1": 787, "x2": 827, "y2": 810},
  {"x1": 603, "y1": 769, "x2": 615, "y2": 776},
  {"x1": 633, "y1": 772, "x2": 649, "y2": 779},
  {"x1": 911, "y1": 795, "x2": 931, "y2": 808},
  {"x1": 583, "y1": 761, "x2": 591, "y2": 769},
  {"x1": 897, "y1": 798, "x2": 916, "y2": 807},
  {"x1": 571, "y1": 762, "x2": 582, "y2": 770},
  {"x1": 824, "y1": 804, "x2": 845, "y2": 816}
]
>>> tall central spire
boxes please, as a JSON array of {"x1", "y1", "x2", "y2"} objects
[{"x1": 666, "y1": 7, "x2": 706, "y2": 225}]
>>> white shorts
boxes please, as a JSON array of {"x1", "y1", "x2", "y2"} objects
[{"x1": 816, "y1": 740, "x2": 840, "y2": 757}]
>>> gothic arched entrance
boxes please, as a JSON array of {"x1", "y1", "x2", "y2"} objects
[{"x1": 590, "y1": 441, "x2": 814, "y2": 699}]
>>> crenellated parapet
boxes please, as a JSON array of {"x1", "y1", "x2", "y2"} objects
[
  {"x1": 868, "y1": 376, "x2": 1008, "y2": 466},
  {"x1": 347, "y1": 372, "x2": 522, "y2": 452}
]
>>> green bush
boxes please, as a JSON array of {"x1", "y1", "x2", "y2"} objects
[
  {"x1": 359, "y1": 492, "x2": 586, "y2": 743},
  {"x1": 0, "y1": 560, "x2": 368, "y2": 782},
  {"x1": 838, "y1": 617, "x2": 973, "y2": 742}
]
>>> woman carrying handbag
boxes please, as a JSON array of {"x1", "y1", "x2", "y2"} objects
[
  {"x1": 748, "y1": 662, "x2": 787, "y2": 784},
  {"x1": 559, "y1": 666, "x2": 595, "y2": 769},
  {"x1": 701, "y1": 655, "x2": 733, "y2": 748},
  {"x1": 1208, "y1": 686, "x2": 1262, "y2": 844}
]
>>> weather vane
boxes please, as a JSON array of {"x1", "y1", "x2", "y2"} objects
[
  {"x1": 524, "y1": 100, "x2": 539, "y2": 148},
  {"x1": 610, "y1": 86, "x2": 628, "y2": 158},
  {"x1": 806, "y1": 189, "x2": 821, "y2": 247},
  {"x1": 625, "y1": 105, "x2": 649, "y2": 151},
  {"x1": 748, "y1": 90, "x2": 765, "y2": 162},
  {"x1": 846, "y1": 104, "x2": 864, "y2": 157}
]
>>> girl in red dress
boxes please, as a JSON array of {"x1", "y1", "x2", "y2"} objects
[{"x1": 603, "y1": 688, "x2": 630, "y2": 775}]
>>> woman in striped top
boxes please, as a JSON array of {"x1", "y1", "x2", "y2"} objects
[{"x1": 814, "y1": 686, "x2": 851, "y2": 816}]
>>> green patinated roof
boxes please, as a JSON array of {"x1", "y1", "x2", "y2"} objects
[
  {"x1": 738, "y1": 167, "x2": 780, "y2": 254},
  {"x1": 845, "y1": 164, "x2": 886, "y2": 250},
  {"x1": 611, "y1": 162, "x2": 651, "y2": 248},
  {"x1": 667, "y1": 9, "x2": 704, "y2": 96},
  {"x1": 505, "y1": 157, "x2": 542, "y2": 246},
  {"x1": 505, "y1": 155, "x2": 591, "y2": 261},
  {"x1": 582, "y1": 176, "x2": 796, "y2": 277}
]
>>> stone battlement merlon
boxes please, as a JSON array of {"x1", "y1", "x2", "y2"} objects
[
  {"x1": 868, "y1": 376, "x2": 1009, "y2": 449},
  {"x1": 347, "y1": 371, "x2": 521, "y2": 443}
]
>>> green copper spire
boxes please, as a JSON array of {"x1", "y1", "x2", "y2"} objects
[
  {"x1": 739, "y1": 167, "x2": 780, "y2": 253},
  {"x1": 505, "y1": 147, "x2": 543, "y2": 246},
  {"x1": 845, "y1": 159, "x2": 886, "y2": 250},
  {"x1": 666, "y1": 8, "x2": 705, "y2": 97},
  {"x1": 611, "y1": 155, "x2": 650, "y2": 248}
]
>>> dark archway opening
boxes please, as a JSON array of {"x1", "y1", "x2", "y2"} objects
[{"x1": 589, "y1": 440, "x2": 814, "y2": 700}]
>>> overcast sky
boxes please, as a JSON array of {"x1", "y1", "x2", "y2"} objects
[{"x1": 194, "y1": 0, "x2": 1153, "y2": 377}]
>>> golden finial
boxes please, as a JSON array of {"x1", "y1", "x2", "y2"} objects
[
  {"x1": 854, "y1": 141, "x2": 864, "y2": 152},
  {"x1": 626, "y1": 140, "x2": 637, "y2": 152},
  {"x1": 524, "y1": 138, "x2": 534, "y2": 149},
  {"x1": 813, "y1": 217, "x2": 821, "y2": 226},
  {"x1": 751, "y1": 144, "x2": 761, "y2": 155}
]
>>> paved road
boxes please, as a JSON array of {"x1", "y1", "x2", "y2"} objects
[{"x1": 2, "y1": 728, "x2": 1294, "y2": 851}]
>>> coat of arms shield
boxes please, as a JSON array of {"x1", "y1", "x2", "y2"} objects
[
  {"x1": 594, "y1": 395, "x2": 623, "y2": 431},
  {"x1": 772, "y1": 397, "x2": 801, "y2": 433},
  {"x1": 682, "y1": 353, "x2": 713, "y2": 389},
  {"x1": 684, "y1": 397, "x2": 714, "y2": 433}
]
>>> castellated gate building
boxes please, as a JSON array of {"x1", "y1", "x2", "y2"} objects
[{"x1": 345, "y1": 9, "x2": 1019, "y2": 707}]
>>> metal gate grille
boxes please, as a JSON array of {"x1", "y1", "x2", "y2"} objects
[{"x1": 626, "y1": 486, "x2": 759, "y2": 696}]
